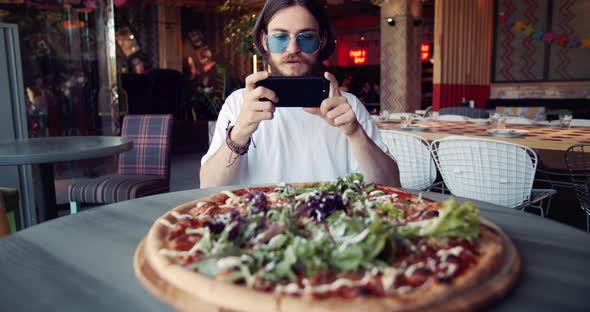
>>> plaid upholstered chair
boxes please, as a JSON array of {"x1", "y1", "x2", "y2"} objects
[{"x1": 68, "y1": 115, "x2": 173, "y2": 213}]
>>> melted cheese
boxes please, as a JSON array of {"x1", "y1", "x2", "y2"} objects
[
  {"x1": 159, "y1": 219, "x2": 174, "y2": 227},
  {"x1": 436, "y1": 246, "x2": 464, "y2": 262},
  {"x1": 159, "y1": 249, "x2": 189, "y2": 257},
  {"x1": 442, "y1": 263, "x2": 458, "y2": 276},
  {"x1": 196, "y1": 201, "x2": 207, "y2": 208},
  {"x1": 222, "y1": 190, "x2": 238, "y2": 198},
  {"x1": 159, "y1": 237, "x2": 206, "y2": 258},
  {"x1": 396, "y1": 286, "x2": 414, "y2": 294},
  {"x1": 275, "y1": 274, "x2": 375, "y2": 295},
  {"x1": 404, "y1": 262, "x2": 426, "y2": 277},
  {"x1": 342, "y1": 189, "x2": 356, "y2": 202},
  {"x1": 294, "y1": 190, "x2": 319, "y2": 202},
  {"x1": 426, "y1": 257, "x2": 437, "y2": 272},
  {"x1": 217, "y1": 256, "x2": 242, "y2": 270},
  {"x1": 369, "y1": 190, "x2": 385, "y2": 196},
  {"x1": 337, "y1": 229, "x2": 369, "y2": 252},
  {"x1": 171, "y1": 211, "x2": 193, "y2": 220},
  {"x1": 381, "y1": 268, "x2": 399, "y2": 291}
]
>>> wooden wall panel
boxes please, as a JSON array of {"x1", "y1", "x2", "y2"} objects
[
  {"x1": 434, "y1": 0, "x2": 493, "y2": 85},
  {"x1": 433, "y1": 0, "x2": 493, "y2": 109}
]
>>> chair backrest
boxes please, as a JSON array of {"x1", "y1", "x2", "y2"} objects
[
  {"x1": 571, "y1": 119, "x2": 590, "y2": 127},
  {"x1": 565, "y1": 144, "x2": 590, "y2": 215},
  {"x1": 431, "y1": 136, "x2": 537, "y2": 208},
  {"x1": 435, "y1": 114, "x2": 468, "y2": 122},
  {"x1": 496, "y1": 106, "x2": 546, "y2": 120},
  {"x1": 380, "y1": 130, "x2": 437, "y2": 190},
  {"x1": 439, "y1": 107, "x2": 489, "y2": 118},
  {"x1": 506, "y1": 117, "x2": 533, "y2": 125},
  {"x1": 118, "y1": 114, "x2": 174, "y2": 178}
]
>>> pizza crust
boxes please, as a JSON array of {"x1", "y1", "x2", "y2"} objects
[{"x1": 141, "y1": 186, "x2": 520, "y2": 312}]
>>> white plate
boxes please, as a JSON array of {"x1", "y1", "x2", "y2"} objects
[
  {"x1": 533, "y1": 121, "x2": 559, "y2": 127},
  {"x1": 486, "y1": 129, "x2": 529, "y2": 138},
  {"x1": 388, "y1": 115, "x2": 427, "y2": 122},
  {"x1": 371, "y1": 115, "x2": 387, "y2": 122},
  {"x1": 468, "y1": 118, "x2": 490, "y2": 125},
  {"x1": 399, "y1": 125, "x2": 431, "y2": 132}
]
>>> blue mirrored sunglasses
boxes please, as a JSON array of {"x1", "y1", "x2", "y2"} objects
[{"x1": 266, "y1": 32, "x2": 321, "y2": 54}]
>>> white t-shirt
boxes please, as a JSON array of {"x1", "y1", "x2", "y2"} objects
[{"x1": 201, "y1": 89, "x2": 388, "y2": 185}]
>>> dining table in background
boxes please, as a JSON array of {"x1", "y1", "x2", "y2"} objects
[
  {"x1": 375, "y1": 120, "x2": 590, "y2": 152},
  {"x1": 0, "y1": 187, "x2": 588, "y2": 311},
  {"x1": 0, "y1": 136, "x2": 132, "y2": 226}
]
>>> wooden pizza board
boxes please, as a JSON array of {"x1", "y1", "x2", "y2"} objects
[{"x1": 134, "y1": 219, "x2": 520, "y2": 312}]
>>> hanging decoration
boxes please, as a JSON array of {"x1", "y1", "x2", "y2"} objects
[{"x1": 499, "y1": 11, "x2": 590, "y2": 49}]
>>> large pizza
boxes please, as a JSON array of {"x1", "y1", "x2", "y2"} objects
[{"x1": 136, "y1": 174, "x2": 520, "y2": 312}]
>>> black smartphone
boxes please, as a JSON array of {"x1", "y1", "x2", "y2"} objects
[{"x1": 255, "y1": 76, "x2": 330, "y2": 107}]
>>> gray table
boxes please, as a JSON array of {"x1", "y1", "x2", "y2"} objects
[
  {"x1": 0, "y1": 136, "x2": 132, "y2": 225},
  {"x1": 0, "y1": 188, "x2": 588, "y2": 312}
]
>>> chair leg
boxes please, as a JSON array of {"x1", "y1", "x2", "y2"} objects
[
  {"x1": 70, "y1": 202, "x2": 79, "y2": 215},
  {"x1": 545, "y1": 197, "x2": 552, "y2": 216},
  {"x1": 0, "y1": 206, "x2": 10, "y2": 238}
]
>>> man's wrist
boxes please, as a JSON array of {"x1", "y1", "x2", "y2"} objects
[
  {"x1": 345, "y1": 123, "x2": 364, "y2": 140},
  {"x1": 230, "y1": 126, "x2": 251, "y2": 145}
]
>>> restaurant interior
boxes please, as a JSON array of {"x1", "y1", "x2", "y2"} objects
[
  {"x1": 1, "y1": 0, "x2": 590, "y2": 310},
  {"x1": 1, "y1": 0, "x2": 589, "y2": 230}
]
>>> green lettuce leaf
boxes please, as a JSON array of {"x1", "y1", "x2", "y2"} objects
[
  {"x1": 399, "y1": 198, "x2": 480, "y2": 241},
  {"x1": 375, "y1": 202, "x2": 405, "y2": 218},
  {"x1": 329, "y1": 244, "x2": 363, "y2": 271}
]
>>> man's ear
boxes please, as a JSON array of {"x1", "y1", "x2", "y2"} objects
[
  {"x1": 321, "y1": 31, "x2": 327, "y2": 49},
  {"x1": 261, "y1": 32, "x2": 268, "y2": 53}
]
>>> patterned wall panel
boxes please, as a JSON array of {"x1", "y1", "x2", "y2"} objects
[
  {"x1": 491, "y1": 83, "x2": 590, "y2": 99},
  {"x1": 548, "y1": 0, "x2": 590, "y2": 80},
  {"x1": 494, "y1": 0, "x2": 548, "y2": 81},
  {"x1": 380, "y1": 0, "x2": 422, "y2": 113},
  {"x1": 493, "y1": 0, "x2": 590, "y2": 82}
]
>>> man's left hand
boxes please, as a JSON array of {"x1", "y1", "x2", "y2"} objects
[{"x1": 304, "y1": 72, "x2": 360, "y2": 136}]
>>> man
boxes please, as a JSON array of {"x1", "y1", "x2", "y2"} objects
[{"x1": 200, "y1": 0, "x2": 400, "y2": 187}]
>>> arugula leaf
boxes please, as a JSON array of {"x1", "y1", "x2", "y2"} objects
[
  {"x1": 193, "y1": 258, "x2": 221, "y2": 276},
  {"x1": 274, "y1": 245, "x2": 297, "y2": 282},
  {"x1": 196, "y1": 227, "x2": 212, "y2": 255},
  {"x1": 399, "y1": 198, "x2": 480, "y2": 241},
  {"x1": 375, "y1": 202, "x2": 405, "y2": 218},
  {"x1": 361, "y1": 217, "x2": 397, "y2": 261},
  {"x1": 267, "y1": 233, "x2": 288, "y2": 249},
  {"x1": 329, "y1": 244, "x2": 364, "y2": 271}
]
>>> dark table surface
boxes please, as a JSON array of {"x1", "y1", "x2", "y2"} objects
[
  {"x1": 0, "y1": 136, "x2": 133, "y2": 165},
  {"x1": 0, "y1": 136, "x2": 133, "y2": 225},
  {"x1": 0, "y1": 188, "x2": 588, "y2": 312}
]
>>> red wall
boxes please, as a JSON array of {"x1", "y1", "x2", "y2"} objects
[{"x1": 433, "y1": 84, "x2": 490, "y2": 110}]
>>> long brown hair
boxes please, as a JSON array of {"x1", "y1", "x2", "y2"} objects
[{"x1": 252, "y1": 0, "x2": 336, "y2": 61}]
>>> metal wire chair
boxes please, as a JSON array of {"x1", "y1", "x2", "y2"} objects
[
  {"x1": 431, "y1": 136, "x2": 555, "y2": 214},
  {"x1": 380, "y1": 130, "x2": 437, "y2": 190},
  {"x1": 565, "y1": 144, "x2": 590, "y2": 232}
]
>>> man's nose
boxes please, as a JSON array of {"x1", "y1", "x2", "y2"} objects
[{"x1": 285, "y1": 36, "x2": 300, "y2": 53}]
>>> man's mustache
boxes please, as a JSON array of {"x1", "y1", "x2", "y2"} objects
[{"x1": 281, "y1": 54, "x2": 308, "y2": 63}]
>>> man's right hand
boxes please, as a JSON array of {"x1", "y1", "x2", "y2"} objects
[{"x1": 231, "y1": 71, "x2": 278, "y2": 145}]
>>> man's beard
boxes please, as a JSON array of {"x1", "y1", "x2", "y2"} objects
[{"x1": 267, "y1": 53, "x2": 321, "y2": 76}]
